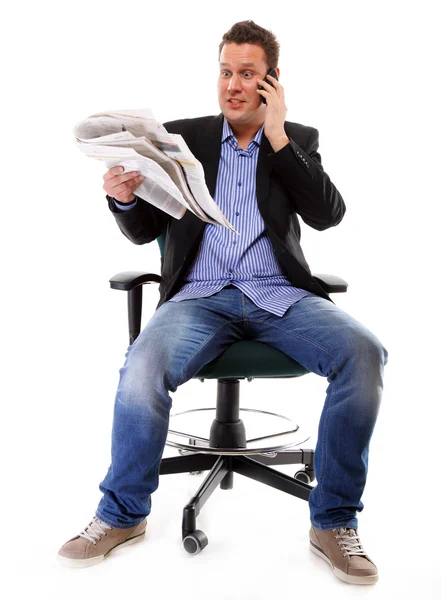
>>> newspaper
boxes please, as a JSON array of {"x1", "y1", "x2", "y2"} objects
[{"x1": 73, "y1": 109, "x2": 237, "y2": 232}]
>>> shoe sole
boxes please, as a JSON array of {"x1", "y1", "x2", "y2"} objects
[
  {"x1": 57, "y1": 530, "x2": 146, "y2": 568},
  {"x1": 310, "y1": 541, "x2": 378, "y2": 585}
]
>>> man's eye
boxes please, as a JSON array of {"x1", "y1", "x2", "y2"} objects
[{"x1": 220, "y1": 71, "x2": 253, "y2": 77}]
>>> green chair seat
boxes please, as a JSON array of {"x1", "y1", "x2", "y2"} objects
[{"x1": 195, "y1": 340, "x2": 310, "y2": 379}]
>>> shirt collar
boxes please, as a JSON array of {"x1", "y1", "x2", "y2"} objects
[{"x1": 221, "y1": 117, "x2": 264, "y2": 148}]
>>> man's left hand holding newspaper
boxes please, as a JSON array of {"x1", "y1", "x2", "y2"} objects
[{"x1": 103, "y1": 166, "x2": 144, "y2": 204}]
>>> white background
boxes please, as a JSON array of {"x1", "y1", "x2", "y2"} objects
[{"x1": 1, "y1": 0, "x2": 440, "y2": 598}]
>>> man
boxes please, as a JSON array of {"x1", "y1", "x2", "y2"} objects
[{"x1": 58, "y1": 21, "x2": 388, "y2": 585}]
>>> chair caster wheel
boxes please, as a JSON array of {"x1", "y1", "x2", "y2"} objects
[
  {"x1": 183, "y1": 529, "x2": 208, "y2": 554},
  {"x1": 294, "y1": 469, "x2": 315, "y2": 484}
]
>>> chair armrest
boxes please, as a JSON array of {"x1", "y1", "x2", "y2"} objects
[
  {"x1": 109, "y1": 271, "x2": 162, "y2": 344},
  {"x1": 312, "y1": 274, "x2": 348, "y2": 293},
  {"x1": 109, "y1": 271, "x2": 162, "y2": 291}
]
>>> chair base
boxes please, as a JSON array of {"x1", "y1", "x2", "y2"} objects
[
  {"x1": 159, "y1": 378, "x2": 316, "y2": 553},
  {"x1": 159, "y1": 450, "x2": 315, "y2": 550}
]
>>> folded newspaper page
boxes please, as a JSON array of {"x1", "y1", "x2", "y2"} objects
[{"x1": 73, "y1": 109, "x2": 237, "y2": 233}]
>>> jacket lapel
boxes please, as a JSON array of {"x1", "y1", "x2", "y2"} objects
[
  {"x1": 200, "y1": 113, "x2": 224, "y2": 197},
  {"x1": 256, "y1": 133, "x2": 273, "y2": 220}
]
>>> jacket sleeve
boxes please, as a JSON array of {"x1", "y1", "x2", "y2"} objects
[
  {"x1": 268, "y1": 127, "x2": 346, "y2": 231},
  {"x1": 106, "y1": 194, "x2": 170, "y2": 245}
]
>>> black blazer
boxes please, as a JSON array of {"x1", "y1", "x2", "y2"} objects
[{"x1": 107, "y1": 113, "x2": 346, "y2": 309}]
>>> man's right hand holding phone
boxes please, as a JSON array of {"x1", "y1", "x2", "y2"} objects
[{"x1": 103, "y1": 166, "x2": 144, "y2": 203}]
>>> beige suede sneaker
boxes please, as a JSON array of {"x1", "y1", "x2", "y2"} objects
[
  {"x1": 309, "y1": 525, "x2": 378, "y2": 584},
  {"x1": 58, "y1": 516, "x2": 147, "y2": 568}
]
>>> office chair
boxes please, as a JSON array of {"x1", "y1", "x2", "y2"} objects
[{"x1": 110, "y1": 232, "x2": 348, "y2": 554}]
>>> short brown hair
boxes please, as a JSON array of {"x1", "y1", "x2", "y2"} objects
[{"x1": 218, "y1": 20, "x2": 280, "y2": 68}]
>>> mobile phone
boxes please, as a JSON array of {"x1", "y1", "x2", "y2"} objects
[{"x1": 259, "y1": 68, "x2": 279, "y2": 104}]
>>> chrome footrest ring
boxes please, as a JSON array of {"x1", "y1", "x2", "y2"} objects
[{"x1": 166, "y1": 407, "x2": 310, "y2": 456}]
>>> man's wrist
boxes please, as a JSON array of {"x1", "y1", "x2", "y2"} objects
[
  {"x1": 268, "y1": 134, "x2": 290, "y2": 153},
  {"x1": 106, "y1": 194, "x2": 138, "y2": 212},
  {"x1": 115, "y1": 196, "x2": 137, "y2": 205},
  {"x1": 113, "y1": 196, "x2": 137, "y2": 207}
]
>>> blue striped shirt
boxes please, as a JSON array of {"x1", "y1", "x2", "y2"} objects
[
  {"x1": 169, "y1": 118, "x2": 318, "y2": 316},
  {"x1": 115, "y1": 117, "x2": 316, "y2": 317}
]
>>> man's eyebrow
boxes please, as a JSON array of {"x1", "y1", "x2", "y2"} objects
[{"x1": 220, "y1": 62, "x2": 258, "y2": 68}]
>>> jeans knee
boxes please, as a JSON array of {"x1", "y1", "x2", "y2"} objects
[
  {"x1": 361, "y1": 331, "x2": 387, "y2": 367},
  {"x1": 117, "y1": 343, "x2": 175, "y2": 411},
  {"x1": 382, "y1": 344, "x2": 389, "y2": 366},
  {"x1": 370, "y1": 333, "x2": 388, "y2": 368},
  {"x1": 342, "y1": 327, "x2": 388, "y2": 371}
]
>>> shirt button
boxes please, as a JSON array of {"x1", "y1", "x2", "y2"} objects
[
  {"x1": 232, "y1": 240, "x2": 237, "y2": 245},
  {"x1": 238, "y1": 182, "x2": 242, "y2": 186},
  {"x1": 235, "y1": 212, "x2": 239, "y2": 216}
]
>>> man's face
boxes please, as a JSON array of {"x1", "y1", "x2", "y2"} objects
[{"x1": 218, "y1": 43, "x2": 269, "y2": 128}]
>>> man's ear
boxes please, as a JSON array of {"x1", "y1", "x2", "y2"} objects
[{"x1": 275, "y1": 67, "x2": 280, "y2": 79}]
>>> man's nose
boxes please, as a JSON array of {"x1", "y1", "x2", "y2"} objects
[{"x1": 227, "y1": 74, "x2": 242, "y2": 92}]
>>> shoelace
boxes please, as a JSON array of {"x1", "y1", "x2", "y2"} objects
[
  {"x1": 332, "y1": 527, "x2": 368, "y2": 558},
  {"x1": 78, "y1": 517, "x2": 113, "y2": 545}
]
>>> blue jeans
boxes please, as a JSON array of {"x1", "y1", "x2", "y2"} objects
[{"x1": 96, "y1": 287, "x2": 388, "y2": 531}]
